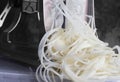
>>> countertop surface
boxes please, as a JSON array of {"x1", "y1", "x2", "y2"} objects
[{"x1": 0, "y1": 58, "x2": 37, "y2": 82}]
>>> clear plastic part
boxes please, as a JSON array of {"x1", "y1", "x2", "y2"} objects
[
  {"x1": 0, "y1": 2, "x2": 11, "y2": 28},
  {"x1": 43, "y1": 0, "x2": 95, "y2": 32}
]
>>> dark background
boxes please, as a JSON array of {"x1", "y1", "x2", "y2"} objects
[
  {"x1": 0, "y1": 0, "x2": 45, "y2": 67},
  {"x1": 95, "y1": 0, "x2": 120, "y2": 47},
  {"x1": 0, "y1": 0, "x2": 120, "y2": 67}
]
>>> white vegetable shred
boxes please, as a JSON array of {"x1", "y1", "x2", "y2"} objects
[{"x1": 36, "y1": 0, "x2": 120, "y2": 82}]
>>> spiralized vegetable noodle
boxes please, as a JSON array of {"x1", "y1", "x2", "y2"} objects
[{"x1": 36, "y1": 0, "x2": 120, "y2": 82}]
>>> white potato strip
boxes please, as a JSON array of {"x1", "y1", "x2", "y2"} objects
[{"x1": 36, "y1": 0, "x2": 120, "y2": 82}]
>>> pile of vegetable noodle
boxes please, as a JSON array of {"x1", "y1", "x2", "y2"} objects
[{"x1": 36, "y1": 0, "x2": 120, "y2": 82}]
